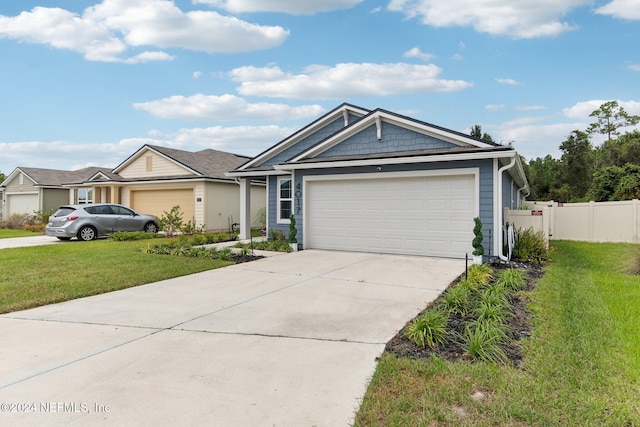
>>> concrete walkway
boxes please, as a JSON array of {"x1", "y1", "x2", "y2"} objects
[
  {"x1": 0, "y1": 235, "x2": 62, "y2": 249},
  {"x1": 0, "y1": 249, "x2": 464, "y2": 426}
]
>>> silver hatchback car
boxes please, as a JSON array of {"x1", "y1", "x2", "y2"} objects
[{"x1": 46, "y1": 203, "x2": 159, "y2": 241}]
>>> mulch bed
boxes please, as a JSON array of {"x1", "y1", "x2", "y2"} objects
[{"x1": 385, "y1": 261, "x2": 545, "y2": 366}]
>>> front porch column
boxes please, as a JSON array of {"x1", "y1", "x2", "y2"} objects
[{"x1": 238, "y1": 178, "x2": 251, "y2": 240}]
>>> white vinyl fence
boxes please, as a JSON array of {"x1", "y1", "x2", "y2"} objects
[{"x1": 506, "y1": 199, "x2": 640, "y2": 244}]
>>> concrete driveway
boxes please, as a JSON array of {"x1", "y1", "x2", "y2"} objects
[
  {"x1": 0, "y1": 249, "x2": 464, "y2": 426},
  {"x1": 0, "y1": 235, "x2": 61, "y2": 249}
]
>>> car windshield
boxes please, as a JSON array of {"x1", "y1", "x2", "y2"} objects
[{"x1": 53, "y1": 207, "x2": 76, "y2": 217}]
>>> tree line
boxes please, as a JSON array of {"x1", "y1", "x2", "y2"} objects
[{"x1": 473, "y1": 101, "x2": 640, "y2": 203}]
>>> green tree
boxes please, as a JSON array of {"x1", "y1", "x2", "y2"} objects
[
  {"x1": 587, "y1": 100, "x2": 640, "y2": 142},
  {"x1": 525, "y1": 155, "x2": 562, "y2": 200},
  {"x1": 0, "y1": 172, "x2": 4, "y2": 183},
  {"x1": 587, "y1": 164, "x2": 640, "y2": 201},
  {"x1": 559, "y1": 130, "x2": 593, "y2": 201},
  {"x1": 470, "y1": 124, "x2": 495, "y2": 143}
]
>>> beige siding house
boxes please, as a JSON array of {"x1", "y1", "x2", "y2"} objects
[
  {"x1": 67, "y1": 145, "x2": 266, "y2": 232},
  {"x1": 0, "y1": 167, "x2": 111, "y2": 219},
  {"x1": 1, "y1": 145, "x2": 266, "y2": 232}
]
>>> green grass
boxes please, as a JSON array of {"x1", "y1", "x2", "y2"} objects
[
  {"x1": 0, "y1": 238, "x2": 232, "y2": 313},
  {"x1": 0, "y1": 229, "x2": 41, "y2": 238},
  {"x1": 355, "y1": 241, "x2": 640, "y2": 426}
]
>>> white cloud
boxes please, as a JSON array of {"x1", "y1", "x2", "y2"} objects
[
  {"x1": 387, "y1": 0, "x2": 590, "y2": 38},
  {"x1": 133, "y1": 94, "x2": 326, "y2": 121},
  {"x1": 229, "y1": 63, "x2": 473, "y2": 99},
  {"x1": 496, "y1": 121, "x2": 583, "y2": 160},
  {"x1": 0, "y1": 125, "x2": 295, "y2": 173},
  {"x1": 496, "y1": 78, "x2": 520, "y2": 85},
  {"x1": 193, "y1": 71, "x2": 203, "y2": 79},
  {"x1": 562, "y1": 99, "x2": 640, "y2": 119},
  {"x1": 403, "y1": 47, "x2": 435, "y2": 61},
  {"x1": 193, "y1": 0, "x2": 364, "y2": 15},
  {"x1": 627, "y1": 64, "x2": 640, "y2": 71},
  {"x1": 595, "y1": 0, "x2": 640, "y2": 20},
  {"x1": 450, "y1": 53, "x2": 464, "y2": 61},
  {"x1": 485, "y1": 104, "x2": 506, "y2": 111},
  {"x1": 0, "y1": 0, "x2": 289, "y2": 62}
]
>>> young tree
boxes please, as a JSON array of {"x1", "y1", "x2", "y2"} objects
[
  {"x1": 470, "y1": 124, "x2": 495, "y2": 143},
  {"x1": 525, "y1": 155, "x2": 562, "y2": 200},
  {"x1": 559, "y1": 130, "x2": 594, "y2": 200},
  {"x1": 587, "y1": 100, "x2": 640, "y2": 142}
]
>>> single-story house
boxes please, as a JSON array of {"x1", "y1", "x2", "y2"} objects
[
  {"x1": 228, "y1": 103, "x2": 529, "y2": 260},
  {"x1": 1, "y1": 145, "x2": 266, "y2": 232},
  {"x1": 0, "y1": 166, "x2": 112, "y2": 219}
]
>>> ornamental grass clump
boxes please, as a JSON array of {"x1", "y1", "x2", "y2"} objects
[
  {"x1": 443, "y1": 282, "x2": 473, "y2": 316},
  {"x1": 466, "y1": 263, "x2": 493, "y2": 289},
  {"x1": 463, "y1": 320, "x2": 509, "y2": 364},
  {"x1": 495, "y1": 268, "x2": 527, "y2": 291},
  {"x1": 404, "y1": 308, "x2": 449, "y2": 348}
]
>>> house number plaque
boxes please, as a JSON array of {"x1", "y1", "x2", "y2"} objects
[{"x1": 295, "y1": 183, "x2": 302, "y2": 214}]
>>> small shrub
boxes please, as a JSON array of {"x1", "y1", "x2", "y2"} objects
[
  {"x1": 472, "y1": 217, "x2": 484, "y2": 256},
  {"x1": 0, "y1": 213, "x2": 37, "y2": 229},
  {"x1": 159, "y1": 205, "x2": 184, "y2": 237},
  {"x1": 288, "y1": 214, "x2": 297, "y2": 244},
  {"x1": 218, "y1": 247, "x2": 233, "y2": 261},
  {"x1": 512, "y1": 227, "x2": 549, "y2": 262},
  {"x1": 466, "y1": 264, "x2": 493, "y2": 289},
  {"x1": 269, "y1": 229, "x2": 286, "y2": 241},
  {"x1": 23, "y1": 224, "x2": 45, "y2": 233},
  {"x1": 495, "y1": 268, "x2": 526, "y2": 291},
  {"x1": 404, "y1": 308, "x2": 449, "y2": 348},
  {"x1": 443, "y1": 283, "x2": 473, "y2": 316},
  {"x1": 463, "y1": 320, "x2": 508, "y2": 364}
]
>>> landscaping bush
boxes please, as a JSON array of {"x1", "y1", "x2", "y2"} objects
[
  {"x1": 0, "y1": 213, "x2": 38, "y2": 230},
  {"x1": 466, "y1": 263, "x2": 493, "y2": 289},
  {"x1": 404, "y1": 308, "x2": 449, "y2": 348},
  {"x1": 512, "y1": 227, "x2": 549, "y2": 262},
  {"x1": 623, "y1": 245, "x2": 640, "y2": 275},
  {"x1": 495, "y1": 268, "x2": 526, "y2": 290},
  {"x1": 462, "y1": 320, "x2": 509, "y2": 364},
  {"x1": 443, "y1": 282, "x2": 473, "y2": 316}
]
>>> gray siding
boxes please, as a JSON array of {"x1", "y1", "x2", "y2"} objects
[
  {"x1": 43, "y1": 189, "x2": 69, "y2": 214},
  {"x1": 319, "y1": 122, "x2": 456, "y2": 158},
  {"x1": 280, "y1": 159, "x2": 495, "y2": 255},
  {"x1": 258, "y1": 113, "x2": 361, "y2": 167}
]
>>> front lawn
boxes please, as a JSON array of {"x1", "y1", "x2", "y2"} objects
[
  {"x1": 0, "y1": 229, "x2": 41, "y2": 239},
  {"x1": 0, "y1": 238, "x2": 233, "y2": 314},
  {"x1": 355, "y1": 241, "x2": 640, "y2": 426}
]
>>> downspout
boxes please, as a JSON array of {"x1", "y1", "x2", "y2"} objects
[{"x1": 498, "y1": 156, "x2": 516, "y2": 261}]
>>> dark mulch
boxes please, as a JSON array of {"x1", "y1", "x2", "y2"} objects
[
  {"x1": 230, "y1": 254, "x2": 264, "y2": 264},
  {"x1": 385, "y1": 261, "x2": 545, "y2": 366}
]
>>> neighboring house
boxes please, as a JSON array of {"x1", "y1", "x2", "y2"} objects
[
  {"x1": 65, "y1": 145, "x2": 266, "y2": 232},
  {"x1": 228, "y1": 103, "x2": 529, "y2": 259},
  {"x1": 0, "y1": 166, "x2": 112, "y2": 219},
  {"x1": 1, "y1": 145, "x2": 266, "y2": 232}
]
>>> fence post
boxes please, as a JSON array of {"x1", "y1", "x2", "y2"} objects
[
  {"x1": 588, "y1": 201, "x2": 595, "y2": 242},
  {"x1": 634, "y1": 199, "x2": 639, "y2": 243}
]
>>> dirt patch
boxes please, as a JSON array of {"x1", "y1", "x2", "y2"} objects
[{"x1": 385, "y1": 262, "x2": 544, "y2": 366}]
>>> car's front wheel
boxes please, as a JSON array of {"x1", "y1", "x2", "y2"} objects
[
  {"x1": 144, "y1": 222, "x2": 158, "y2": 233},
  {"x1": 77, "y1": 225, "x2": 97, "y2": 241}
]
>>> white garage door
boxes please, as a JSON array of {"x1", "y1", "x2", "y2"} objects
[
  {"x1": 305, "y1": 174, "x2": 476, "y2": 258},
  {"x1": 7, "y1": 193, "x2": 38, "y2": 216}
]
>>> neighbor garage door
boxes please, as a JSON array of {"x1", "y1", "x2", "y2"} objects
[
  {"x1": 7, "y1": 193, "x2": 39, "y2": 216},
  {"x1": 305, "y1": 173, "x2": 476, "y2": 258},
  {"x1": 130, "y1": 189, "x2": 195, "y2": 222}
]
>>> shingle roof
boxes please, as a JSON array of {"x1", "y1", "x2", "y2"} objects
[
  {"x1": 148, "y1": 145, "x2": 251, "y2": 180},
  {"x1": 17, "y1": 166, "x2": 114, "y2": 187}
]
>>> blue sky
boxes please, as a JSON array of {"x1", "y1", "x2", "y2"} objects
[{"x1": 1, "y1": 0, "x2": 639, "y2": 174}]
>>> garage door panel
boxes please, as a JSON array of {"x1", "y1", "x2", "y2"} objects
[
  {"x1": 7, "y1": 194, "x2": 38, "y2": 216},
  {"x1": 306, "y1": 174, "x2": 475, "y2": 258}
]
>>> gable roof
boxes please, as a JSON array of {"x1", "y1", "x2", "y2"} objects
[
  {"x1": 112, "y1": 144, "x2": 251, "y2": 181},
  {"x1": 1, "y1": 166, "x2": 113, "y2": 188},
  {"x1": 235, "y1": 103, "x2": 370, "y2": 171},
  {"x1": 288, "y1": 108, "x2": 498, "y2": 163}
]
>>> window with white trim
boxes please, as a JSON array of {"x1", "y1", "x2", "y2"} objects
[
  {"x1": 77, "y1": 188, "x2": 93, "y2": 204},
  {"x1": 277, "y1": 177, "x2": 292, "y2": 223}
]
